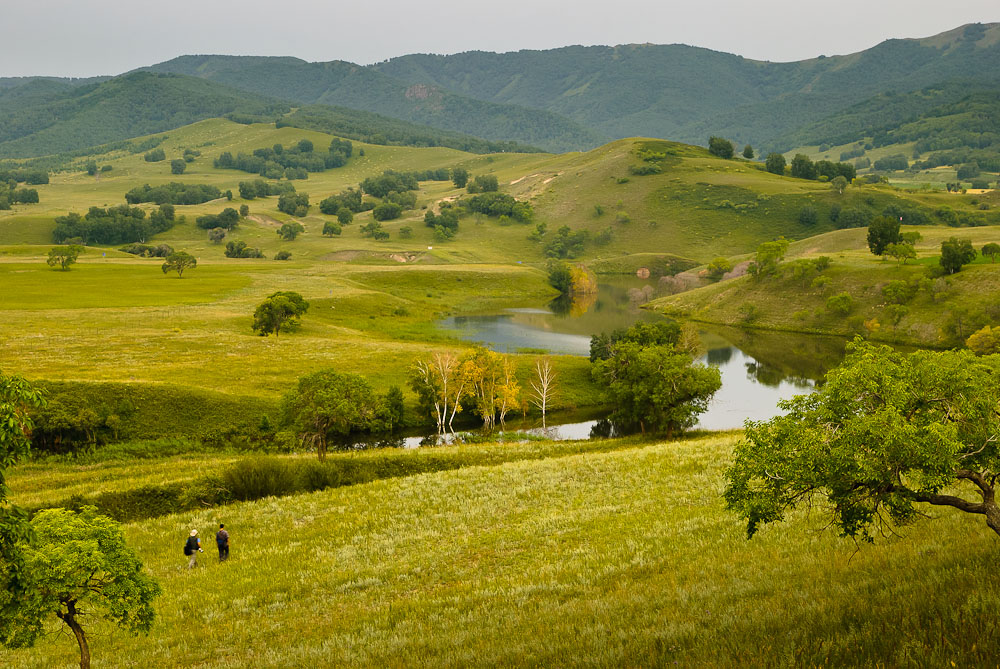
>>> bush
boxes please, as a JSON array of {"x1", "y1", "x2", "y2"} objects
[
  {"x1": 170, "y1": 159, "x2": 186, "y2": 175},
  {"x1": 372, "y1": 202, "x2": 403, "y2": 221},
  {"x1": 826, "y1": 292, "x2": 854, "y2": 316}
]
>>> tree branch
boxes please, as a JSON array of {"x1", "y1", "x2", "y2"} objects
[{"x1": 912, "y1": 491, "x2": 986, "y2": 514}]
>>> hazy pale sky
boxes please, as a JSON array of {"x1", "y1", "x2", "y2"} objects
[{"x1": 4, "y1": 0, "x2": 999, "y2": 78}]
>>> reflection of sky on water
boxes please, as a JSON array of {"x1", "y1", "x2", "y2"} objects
[{"x1": 441, "y1": 307, "x2": 818, "y2": 431}]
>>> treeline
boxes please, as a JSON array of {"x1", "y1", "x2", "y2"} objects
[
  {"x1": 279, "y1": 105, "x2": 541, "y2": 154},
  {"x1": 53, "y1": 205, "x2": 177, "y2": 245},
  {"x1": 214, "y1": 138, "x2": 353, "y2": 180},
  {"x1": 238, "y1": 179, "x2": 296, "y2": 200},
  {"x1": 125, "y1": 182, "x2": 224, "y2": 205},
  {"x1": 0, "y1": 183, "x2": 39, "y2": 209}
]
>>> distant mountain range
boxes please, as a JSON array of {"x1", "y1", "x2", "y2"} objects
[{"x1": 1, "y1": 22, "x2": 998, "y2": 159}]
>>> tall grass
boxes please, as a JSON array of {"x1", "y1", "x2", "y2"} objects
[{"x1": 3, "y1": 433, "x2": 998, "y2": 667}]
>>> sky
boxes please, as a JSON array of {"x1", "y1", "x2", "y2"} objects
[{"x1": 4, "y1": 0, "x2": 1000, "y2": 78}]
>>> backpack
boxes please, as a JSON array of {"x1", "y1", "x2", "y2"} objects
[{"x1": 184, "y1": 536, "x2": 198, "y2": 556}]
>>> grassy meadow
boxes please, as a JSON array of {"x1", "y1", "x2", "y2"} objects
[
  {"x1": 4, "y1": 433, "x2": 999, "y2": 667},
  {"x1": 651, "y1": 223, "x2": 1000, "y2": 348}
]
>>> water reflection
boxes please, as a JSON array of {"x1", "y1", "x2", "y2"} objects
[{"x1": 436, "y1": 275, "x2": 853, "y2": 434}]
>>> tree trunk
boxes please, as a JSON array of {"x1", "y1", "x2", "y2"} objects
[
  {"x1": 985, "y1": 502, "x2": 1000, "y2": 538},
  {"x1": 58, "y1": 600, "x2": 90, "y2": 669}
]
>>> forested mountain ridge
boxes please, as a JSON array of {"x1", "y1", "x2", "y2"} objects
[
  {"x1": 0, "y1": 72, "x2": 291, "y2": 159},
  {"x1": 142, "y1": 55, "x2": 606, "y2": 152},
  {"x1": 373, "y1": 23, "x2": 1000, "y2": 149}
]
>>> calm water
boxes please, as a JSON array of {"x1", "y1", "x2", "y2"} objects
[{"x1": 437, "y1": 276, "x2": 849, "y2": 433}]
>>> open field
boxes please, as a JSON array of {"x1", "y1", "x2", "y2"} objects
[{"x1": 3, "y1": 432, "x2": 998, "y2": 667}]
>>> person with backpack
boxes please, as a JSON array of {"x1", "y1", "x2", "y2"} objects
[
  {"x1": 184, "y1": 529, "x2": 203, "y2": 569},
  {"x1": 216, "y1": 523, "x2": 230, "y2": 562}
]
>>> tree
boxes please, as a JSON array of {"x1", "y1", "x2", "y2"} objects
[
  {"x1": 281, "y1": 369, "x2": 395, "y2": 458},
  {"x1": 747, "y1": 238, "x2": 789, "y2": 280},
  {"x1": 742, "y1": 145, "x2": 754, "y2": 159},
  {"x1": 277, "y1": 221, "x2": 305, "y2": 241},
  {"x1": 46, "y1": 245, "x2": 82, "y2": 271},
  {"x1": 592, "y1": 342, "x2": 720, "y2": 437},
  {"x1": 724, "y1": 341, "x2": 1000, "y2": 541},
  {"x1": 161, "y1": 251, "x2": 196, "y2": 278},
  {"x1": 170, "y1": 159, "x2": 186, "y2": 175},
  {"x1": 708, "y1": 136, "x2": 734, "y2": 159},
  {"x1": 451, "y1": 167, "x2": 469, "y2": 188},
  {"x1": 825, "y1": 292, "x2": 853, "y2": 316},
  {"x1": 239, "y1": 204, "x2": 249, "y2": 218},
  {"x1": 867, "y1": 216, "x2": 902, "y2": 257},
  {"x1": 830, "y1": 175, "x2": 848, "y2": 194},
  {"x1": 470, "y1": 174, "x2": 499, "y2": 192},
  {"x1": 458, "y1": 347, "x2": 519, "y2": 428},
  {"x1": 790, "y1": 154, "x2": 816, "y2": 180},
  {"x1": 529, "y1": 358, "x2": 557, "y2": 427},
  {"x1": 337, "y1": 208, "x2": 353, "y2": 225},
  {"x1": 252, "y1": 291, "x2": 309, "y2": 336},
  {"x1": 11, "y1": 507, "x2": 160, "y2": 669},
  {"x1": 208, "y1": 227, "x2": 226, "y2": 244},
  {"x1": 885, "y1": 242, "x2": 916, "y2": 265},
  {"x1": 706, "y1": 256, "x2": 733, "y2": 281},
  {"x1": 410, "y1": 353, "x2": 467, "y2": 432},
  {"x1": 372, "y1": 202, "x2": 402, "y2": 221},
  {"x1": 764, "y1": 153, "x2": 786, "y2": 175},
  {"x1": 940, "y1": 237, "x2": 977, "y2": 274},
  {"x1": 966, "y1": 325, "x2": 1000, "y2": 355},
  {"x1": 982, "y1": 242, "x2": 1000, "y2": 263},
  {"x1": 322, "y1": 221, "x2": 341, "y2": 236},
  {"x1": 798, "y1": 206, "x2": 818, "y2": 226}
]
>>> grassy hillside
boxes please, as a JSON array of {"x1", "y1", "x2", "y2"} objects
[
  {"x1": 0, "y1": 118, "x2": 994, "y2": 421},
  {"x1": 4, "y1": 433, "x2": 999, "y2": 667},
  {"x1": 650, "y1": 221, "x2": 1000, "y2": 348},
  {"x1": 144, "y1": 55, "x2": 605, "y2": 153}
]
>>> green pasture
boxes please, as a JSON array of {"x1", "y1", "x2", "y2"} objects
[
  {"x1": 652, "y1": 224, "x2": 1000, "y2": 347},
  {"x1": 4, "y1": 432, "x2": 998, "y2": 667}
]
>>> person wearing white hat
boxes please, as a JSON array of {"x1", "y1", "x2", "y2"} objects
[{"x1": 184, "y1": 529, "x2": 203, "y2": 569}]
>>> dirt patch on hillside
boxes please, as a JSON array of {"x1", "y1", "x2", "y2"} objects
[
  {"x1": 509, "y1": 173, "x2": 540, "y2": 185},
  {"x1": 320, "y1": 250, "x2": 430, "y2": 263},
  {"x1": 247, "y1": 214, "x2": 283, "y2": 228}
]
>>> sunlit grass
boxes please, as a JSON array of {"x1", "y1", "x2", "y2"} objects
[{"x1": 3, "y1": 432, "x2": 998, "y2": 667}]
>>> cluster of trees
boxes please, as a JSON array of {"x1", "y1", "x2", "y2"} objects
[
  {"x1": 196, "y1": 206, "x2": 240, "y2": 230},
  {"x1": 543, "y1": 225, "x2": 590, "y2": 259},
  {"x1": 872, "y1": 154, "x2": 909, "y2": 171},
  {"x1": 590, "y1": 321, "x2": 720, "y2": 437},
  {"x1": 360, "y1": 170, "x2": 420, "y2": 198},
  {"x1": 238, "y1": 180, "x2": 296, "y2": 200},
  {"x1": 0, "y1": 184, "x2": 39, "y2": 209},
  {"x1": 125, "y1": 182, "x2": 223, "y2": 205},
  {"x1": 466, "y1": 174, "x2": 499, "y2": 193},
  {"x1": 281, "y1": 370, "x2": 404, "y2": 459},
  {"x1": 409, "y1": 349, "x2": 521, "y2": 432},
  {"x1": 465, "y1": 192, "x2": 532, "y2": 223},
  {"x1": 360, "y1": 220, "x2": 390, "y2": 240},
  {"x1": 277, "y1": 192, "x2": 310, "y2": 217},
  {"x1": 224, "y1": 241, "x2": 265, "y2": 258},
  {"x1": 424, "y1": 205, "x2": 459, "y2": 241},
  {"x1": 763, "y1": 153, "x2": 857, "y2": 182},
  {"x1": 143, "y1": 148, "x2": 166, "y2": 162},
  {"x1": 0, "y1": 371, "x2": 160, "y2": 669},
  {"x1": 214, "y1": 138, "x2": 353, "y2": 180},
  {"x1": 119, "y1": 243, "x2": 173, "y2": 258},
  {"x1": 0, "y1": 168, "x2": 48, "y2": 185},
  {"x1": 53, "y1": 205, "x2": 177, "y2": 245}
]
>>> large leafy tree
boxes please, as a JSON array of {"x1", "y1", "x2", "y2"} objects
[
  {"x1": 281, "y1": 369, "x2": 397, "y2": 458},
  {"x1": 161, "y1": 251, "x2": 197, "y2": 277},
  {"x1": 725, "y1": 341, "x2": 1000, "y2": 541},
  {"x1": 866, "y1": 215, "x2": 902, "y2": 257},
  {"x1": 46, "y1": 245, "x2": 82, "y2": 270},
  {"x1": 13, "y1": 507, "x2": 161, "y2": 669},
  {"x1": 592, "y1": 342, "x2": 721, "y2": 437},
  {"x1": 251, "y1": 291, "x2": 309, "y2": 336},
  {"x1": 940, "y1": 237, "x2": 977, "y2": 274}
]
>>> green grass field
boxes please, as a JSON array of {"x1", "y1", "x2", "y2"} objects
[
  {"x1": 652, "y1": 224, "x2": 1000, "y2": 348},
  {"x1": 4, "y1": 432, "x2": 998, "y2": 668}
]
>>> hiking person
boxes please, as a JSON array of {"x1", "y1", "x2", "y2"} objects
[
  {"x1": 216, "y1": 523, "x2": 230, "y2": 562},
  {"x1": 184, "y1": 529, "x2": 203, "y2": 569}
]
